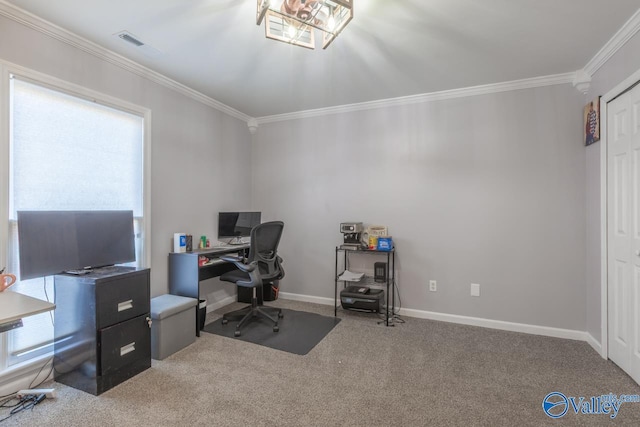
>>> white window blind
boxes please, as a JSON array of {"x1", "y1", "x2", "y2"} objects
[{"x1": 6, "y1": 77, "x2": 145, "y2": 366}]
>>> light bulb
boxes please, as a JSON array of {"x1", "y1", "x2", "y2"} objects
[
  {"x1": 288, "y1": 25, "x2": 296, "y2": 37},
  {"x1": 327, "y1": 15, "x2": 336, "y2": 31}
]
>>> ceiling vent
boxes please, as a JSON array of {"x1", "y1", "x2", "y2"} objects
[
  {"x1": 118, "y1": 31, "x2": 144, "y2": 47},
  {"x1": 114, "y1": 31, "x2": 162, "y2": 57}
]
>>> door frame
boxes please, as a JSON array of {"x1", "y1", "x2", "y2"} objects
[{"x1": 600, "y1": 67, "x2": 640, "y2": 359}]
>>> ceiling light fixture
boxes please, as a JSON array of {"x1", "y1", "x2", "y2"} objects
[{"x1": 256, "y1": 0, "x2": 353, "y2": 50}]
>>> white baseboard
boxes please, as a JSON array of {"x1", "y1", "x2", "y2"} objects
[
  {"x1": 279, "y1": 291, "x2": 334, "y2": 306},
  {"x1": 586, "y1": 332, "x2": 604, "y2": 357},
  {"x1": 205, "y1": 295, "x2": 236, "y2": 313},
  {"x1": 280, "y1": 291, "x2": 588, "y2": 342},
  {"x1": 399, "y1": 307, "x2": 587, "y2": 341}
]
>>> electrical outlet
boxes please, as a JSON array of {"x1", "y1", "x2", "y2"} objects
[
  {"x1": 429, "y1": 280, "x2": 437, "y2": 292},
  {"x1": 471, "y1": 283, "x2": 480, "y2": 297}
]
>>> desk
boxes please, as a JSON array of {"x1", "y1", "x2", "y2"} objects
[
  {"x1": 0, "y1": 290, "x2": 55, "y2": 333},
  {"x1": 169, "y1": 244, "x2": 249, "y2": 336}
]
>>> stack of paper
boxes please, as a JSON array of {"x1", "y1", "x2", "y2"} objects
[{"x1": 338, "y1": 270, "x2": 365, "y2": 282}]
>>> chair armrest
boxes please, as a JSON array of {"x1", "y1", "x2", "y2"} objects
[
  {"x1": 220, "y1": 256, "x2": 256, "y2": 273},
  {"x1": 276, "y1": 255, "x2": 285, "y2": 279}
]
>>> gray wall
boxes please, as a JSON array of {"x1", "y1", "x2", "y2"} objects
[
  {"x1": 253, "y1": 84, "x2": 587, "y2": 331},
  {"x1": 0, "y1": 15, "x2": 252, "y2": 302},
  {"x1": 584, "y1": 30, "x2": 640, "y2": 342}
]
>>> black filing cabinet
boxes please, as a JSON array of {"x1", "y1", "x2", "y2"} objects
[{"x1": 53, "y1": 267, "x2": 151, "y2": 395}]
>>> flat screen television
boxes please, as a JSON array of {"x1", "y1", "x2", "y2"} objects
[
  {"x1": 17, "y1": 210, "x2": 136, "y2": 280},
  {"x1": 218, "y1": 212, "x2": 261, "y2": 244}
]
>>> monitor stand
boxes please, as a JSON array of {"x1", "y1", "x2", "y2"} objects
[
  {"x1": 65, "y1": 268, "x2": 91, "y2": 276},
  {"x1": 64, "y1": 264, "x2": 117, "y2": 275}
]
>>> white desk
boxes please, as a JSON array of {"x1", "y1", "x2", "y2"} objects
[{"x1": 0, "y1": 291, "x2": 55, "y2": 333}]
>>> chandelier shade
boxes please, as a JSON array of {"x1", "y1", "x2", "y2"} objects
[{"x1": 256, "y1": 0, "x2": 353, "y2": 49}]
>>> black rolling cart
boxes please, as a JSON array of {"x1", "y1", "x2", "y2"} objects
[{"x1": 334, "y1": 246, "x2": 396, "y2": 326}]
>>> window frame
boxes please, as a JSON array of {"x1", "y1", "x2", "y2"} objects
[{"x1": 0, "y1": 60, "x2": 152, "y2": 374}]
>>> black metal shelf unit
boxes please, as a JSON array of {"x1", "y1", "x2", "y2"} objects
[{"x1": 334, "y1": 246, "x2": 396, "y2": 326}]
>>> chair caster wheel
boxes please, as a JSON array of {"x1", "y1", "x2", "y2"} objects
[
  {"x1": 278, "y1": 312, "x2": 284, "y2": 318},
  {"x1": 222, "y1": 319, "x2": 228, "y2": 325},
  {"x1": 273, "y1": 326, "x2": 279, "y2": 332},
  {"x1": 234, "y1": 330, "x2": 241, "y2": 337}
]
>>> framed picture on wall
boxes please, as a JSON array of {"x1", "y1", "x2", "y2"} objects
[{"x1": 584, "y1": 96, "x2": 600, "y2": 146}]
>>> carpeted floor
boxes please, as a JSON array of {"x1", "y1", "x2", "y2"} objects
[{"x1": 2, "y1": 299, "x2": 640, "y2": 426}]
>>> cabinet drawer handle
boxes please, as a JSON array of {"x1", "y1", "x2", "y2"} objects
[
  {"x1": 117, "y1": 299, "x2": 133, "y2": 312},
  {"x1": 120, "y1": 342, "x2": 136, "y2": 356}
]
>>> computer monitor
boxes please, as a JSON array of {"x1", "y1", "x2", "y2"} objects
[{"x1": 218, "y1": 212, "x2": 261, "y2": 244}]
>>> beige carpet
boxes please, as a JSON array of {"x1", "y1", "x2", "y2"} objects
[{"x1": 2, "y1": 299, "x2": 640, "y2": 426}]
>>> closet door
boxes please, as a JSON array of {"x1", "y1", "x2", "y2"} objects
[{"x1": 607, "y1": 83, "x2": 640, "y2": 385}]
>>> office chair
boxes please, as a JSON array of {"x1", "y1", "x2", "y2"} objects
[{"x1": 219, "y1": 221, "x2": 284, "y2": 337}]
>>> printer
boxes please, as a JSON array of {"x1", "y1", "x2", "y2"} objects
[{"x1": 340, "y1": 285, "x2": 385, "y2": 313}]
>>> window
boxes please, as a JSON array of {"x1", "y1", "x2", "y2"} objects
[{"x1": 3, "y1": 75, "x2": 148, "y2": 367}]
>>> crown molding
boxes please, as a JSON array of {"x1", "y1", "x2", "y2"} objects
[
  {"x1": 256, "y1": 72, "x2": 575, "y2": 124},
  {"x1": 247, "y1": 118, "x2": 258, "y2": 134},
  {"x1": 0, "y1": 0, "x2": 251, "y2": 123},
  {"x1": 572, "y1": 69, "x2": 592, "y2": 94},
  {"x1": 584, "y1": 8, "x2": 640, "y2": 76}
]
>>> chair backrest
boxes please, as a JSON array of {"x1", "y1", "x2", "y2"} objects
[{"x1": 248, "y1": 221, "x2": 284, "y2": 281}]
